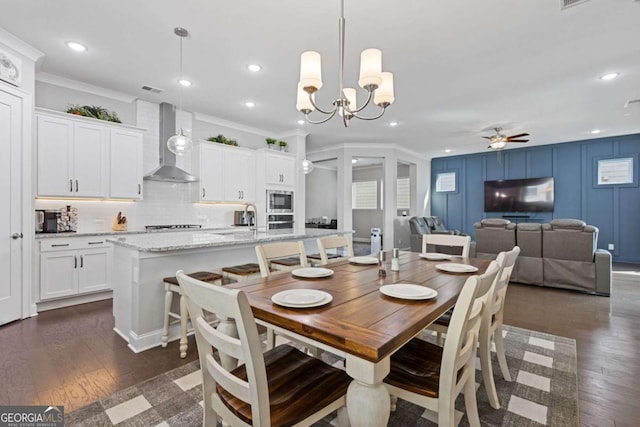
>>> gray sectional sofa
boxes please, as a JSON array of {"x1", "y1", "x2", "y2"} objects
[{"x1": 473, "y1": 218, "x2": 611, "y2": 296}]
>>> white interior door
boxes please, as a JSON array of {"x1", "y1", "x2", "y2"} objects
[{"x1": 0, "y1": 88, "x2": 23, "y2": 325}]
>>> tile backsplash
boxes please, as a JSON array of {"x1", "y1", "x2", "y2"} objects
[{"x1": 34, "y1": 181, "x2": 246, "y2": 233}]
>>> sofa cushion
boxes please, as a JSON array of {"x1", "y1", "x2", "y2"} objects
[
  {"x1": 473, "y1": 219, "x2": 516, "y2": 255},
  {"x1": 515, "y1": 223, "x2": 542, "y2": 257},
  {"x1": 542, "y1": 221, "x2": 597, "y2": 262},
  {"x1": 549, "y1": 218, "x2": 586, "y2": 229},
  {"x1": 409, "y1": 216, "x2": 430, "y2": 235}
]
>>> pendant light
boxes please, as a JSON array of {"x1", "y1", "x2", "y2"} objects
[
  {"x1": 167, "y1": 27, "x2": 193, "y2": 155},
  {"x1": 301, "y1": 158, "x2": 314, "y2": 174}
]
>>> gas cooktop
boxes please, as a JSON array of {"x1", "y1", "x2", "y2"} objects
[{"x1": 145, "y1": 224, "x2": 202, "y2": 231}]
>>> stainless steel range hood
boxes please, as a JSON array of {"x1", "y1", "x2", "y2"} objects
[{"x1": 143, "y1": 102, "x2": 197, "y2": 183}]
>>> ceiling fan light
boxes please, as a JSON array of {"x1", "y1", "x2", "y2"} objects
[
  {"x1": 490, "y1": 141, "x2": 507, "y2": 149},
  {"x1": 374, "y1": 72, "x2": 395, "y2": 107},
  {"x1": 299, "y1": 51, "x2": 323, "y2": 92},
  {"x1": 358, "y1": 48, "x2": 383, "y2": 90}
]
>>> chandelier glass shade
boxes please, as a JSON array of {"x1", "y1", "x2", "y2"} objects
[
  {"x1": 296, "y1": 0, "x2": 394, "y2": 127},
  {"x1": 167, "y1": 27, "x2": 193, "y2": 155},
  {"x1": 490, "y1": 140, "x2": 508, "y2": 150},
  {"x1": 301, "y1": 158, "x2": 315, "y2": 174}
]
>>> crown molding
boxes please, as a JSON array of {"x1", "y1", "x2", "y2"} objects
[
  {"x1": 276, "y1": 129, "x2": 310, "y2": 139},
  {"x1": 0, "y1": 28, "x2": 44, "y2": 62},
  {"x1": 36, "y1": 72, "x2": 137, "y2": 103},
  {"x1": 308, "y1": 142, "x2": 428, "y2": 161},
  {"x1": 193, "y1": 112, "x2": 272, "y2": 137}
]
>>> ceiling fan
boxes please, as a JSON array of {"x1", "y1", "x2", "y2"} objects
[{"x1": 483, "y1": 127, "x2": 530, "y2": 150}]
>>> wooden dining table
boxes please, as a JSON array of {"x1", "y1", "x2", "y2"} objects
[{"x1": 226, "y1": 251, "x2": 491, "y2": 427}]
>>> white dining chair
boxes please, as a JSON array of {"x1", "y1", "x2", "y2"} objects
[
  {"x1": 311, "y1": 235, "x2": 354, "y2": 265},
  {"x1": 255, "y1": 241, "x2": 308, "y2": 276},
  {"x1": 422, "y1": 234, "x2": 471, "y2": 257},
  {"x1": 384, "y1": 261, "x2": 500, "y2": 427},
  {"x1": 176, "y1": 270, "x2": 351, "y2": 427},
  {"x1": 427, "y1": 246, "x2": 519, "y2": 409}
]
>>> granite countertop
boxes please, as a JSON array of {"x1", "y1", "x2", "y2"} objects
[
  {"x1": 106, "y1": 228, "x2": 352, "y2": 252},
  {"x1": 34, "y1": 226, "x2": 243, "y2": 239}
]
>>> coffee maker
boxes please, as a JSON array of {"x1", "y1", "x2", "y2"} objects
[
  {"x1": 234, "y1": 210, "x2": 255, "y2": 226},
  {"x1": 35, "y1": 210, "x2": 60, "y2": 233}
]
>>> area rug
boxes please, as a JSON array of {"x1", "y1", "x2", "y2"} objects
[{"x1": 65, "y1": 325, "x2": 578, "y2": 426}]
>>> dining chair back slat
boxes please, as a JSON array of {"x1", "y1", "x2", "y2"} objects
[
  {"x1": 255, "y1": 241, "x2": 308, "y2": 277},
  {"x1": 422, "y1": 234, "x2": 471, "y2": 257},
  {"x1": 317, "y1": 235, "x2": 354, "y2": 265}
]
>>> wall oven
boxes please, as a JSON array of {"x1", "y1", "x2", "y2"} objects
[
  {"x1": 267, "y1": 214, "x2": 294, "y2": 230},
  {"x1": 267, "y1": 190, "x2": 294, "y2": 213}
]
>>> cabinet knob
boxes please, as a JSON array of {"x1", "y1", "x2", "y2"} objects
[
  {"x1": 11, "y1": 233, "x2": 23, "y2": 240},
  {"x1": 80, "y1": 255, "x2": 84, "y2": 268},
  {"x1": 138, "y1": 183, "x2": 141, "y2": 195},
  {"x1": 75, "y1": 180, "x2": 79, "y2": 192},
  {"x1": 69, "y1": 179, "x2": 73, "y2": 192},
  {"x1": 74, "y1": 256, "x2": 78, "y2": 269},
  {"x1": 203, "y1": 188, "x2": 206, "y2": 198}
]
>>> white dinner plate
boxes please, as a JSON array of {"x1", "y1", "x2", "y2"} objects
[
  {"x1": 348, "y1": 256, "x2": 379, "y2": 265},
  {"x1": 435, "y1": 263, "x2": 478, "y2": 273},
  {"x1": 291, "y1": 267, "x2": 334, "y2": 278},
  {"x1": 272, "y1": 289, "x2": 333, "y2": 308},
  {"x1": 380, "y1": 284, "x2": 438, "y2": 300},
  {"x1": 419, "y1": 252, "x2": 451, "y2": 261}
]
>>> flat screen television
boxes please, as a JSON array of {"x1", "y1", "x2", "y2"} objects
[{"x1": 484, "y1": 177, "x2": 554, "y2": 212}]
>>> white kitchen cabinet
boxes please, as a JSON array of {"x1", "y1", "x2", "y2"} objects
[
  {"x1": 193, "y1": 142, "x2": 255, "y2": 203},
  {"x1": 39, "y1": 238, "x2": 112, "y2": 301},
  {"x1": 265, "y1": 152, "x2": 295, "y2": 187},
  {"x1": 224, "y1": 148, "x2": 255, "y2": 202},
  {"x1": 109, "y1": 128, "x2": 144, "y2": 199},
  {"x1": 37, "y1": 114, "x2": 107, "y2": 198}
]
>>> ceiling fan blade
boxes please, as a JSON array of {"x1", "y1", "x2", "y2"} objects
[
  {"x1": 508, "y1": 140, "x2": 529, "y2": 143},
  {"x1": 482, "y1": 136, "x2": 492, "y2": 140},
  {"x1": 507, "y1": 133, "x2": 529, "y2": 139}
]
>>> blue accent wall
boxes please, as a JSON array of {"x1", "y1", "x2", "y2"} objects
[{"x1": 431, "y1": 134, "x2": 640, "y2": 263}]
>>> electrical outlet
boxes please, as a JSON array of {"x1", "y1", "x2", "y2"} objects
[{"x1": 608, "y1": 243, "x2": 614, "y2": 250}]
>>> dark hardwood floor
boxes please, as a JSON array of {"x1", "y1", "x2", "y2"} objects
[{"x1": 1, "y1": 268, "x2": 639, "y2": 426}]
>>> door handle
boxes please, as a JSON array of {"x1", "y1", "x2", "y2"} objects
[
  {"x1": 138, "y1": 183, "x2": 141, "y2": 195},
  {"x1": 80, "y1": 255, "x2": 84, "y2": 268},
  {"x1": 75, "y1": 180, "x2": 79, "y2": 192},
  {"x1": 11, "y1": 233, "x2": 23, "y2": 240},
  {"x1": 74, "y1": 256, "x2": 78, "y2": 269}
]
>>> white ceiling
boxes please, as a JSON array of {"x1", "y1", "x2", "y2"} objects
[{"x1": 1, "y1": 0, "x2": 639, "y2": 158}]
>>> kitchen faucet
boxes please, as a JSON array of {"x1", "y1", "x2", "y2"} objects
[{"x1": 244, "y1": 203, "x2": 258, "y2": 237}]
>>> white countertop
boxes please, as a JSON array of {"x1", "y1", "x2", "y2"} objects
[
  {"x1": 106, "y1": 228, "x2": 351, "y2": 252},
  {"x1": 34, "y1": 226, "x2": 246, "y2": 239}
]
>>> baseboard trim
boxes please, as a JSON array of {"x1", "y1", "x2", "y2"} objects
[{"x1": 36, "y1": 291, "x2": 113, "y2": 312}]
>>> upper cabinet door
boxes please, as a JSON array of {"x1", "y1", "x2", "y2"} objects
[
  {"x1": 73, "y1": 122, "x2": 106, "y2": 197},
  {"x1": 37, "y1": 115, "x2": 74, "y2": 196},
  {"x1": 265, "y1": 152, "x2": 295, "y2": 187},
  {"x1": 37, "y1": 114, "x2": 107, "y2": 198},
  {"x1": 199, "y1": 144, "x2": 225, "y2": 202},
  {"x1": 224, "y1": 149, "x2": 255, "y2": 202},
  {"x1": 109, "y1": 129, "x2": 143, "y2": 199}
]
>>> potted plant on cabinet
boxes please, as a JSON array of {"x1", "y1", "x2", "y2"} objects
[
  {"x1": 207, "y1": 134, "x2": 238, "y2": 146},
  {"x1": 279, "y1": 140, "x2": 287, "y2": 152},
  {"x1": 266, "y1": 138, "x2": 277, "y2": 150}
]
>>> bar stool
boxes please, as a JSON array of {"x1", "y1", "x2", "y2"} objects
[
  {"x1": 162, "y1": 271, "x2": 222, "y2": 358},
  {"x1": 221, "y1": 263, "x2": 262, "y2": 282}
]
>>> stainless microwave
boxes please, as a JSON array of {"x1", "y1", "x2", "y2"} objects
[{"x1": 267, "y1": 190, "x2": 293, "y2": 213}]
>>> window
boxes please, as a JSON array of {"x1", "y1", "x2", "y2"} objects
[
  {"x1": 436, "y1": 172, "x2": 456, "y2": 192},
  {"x1": 397, "y1": 178, "x2": 410, "y2": 209},
  {"x1": 597, "y1": 157, "x2": 633, "y2": 185},
  {"x1": 352, "y1": 180, "x2": 378, "y2": 209}
]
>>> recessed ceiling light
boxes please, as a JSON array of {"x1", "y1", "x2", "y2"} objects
[
  {"x1": 352, "y1": 158, "x2": 358, "y2": 164},
  {"x1": 247, "y1": 64, "x2": 262, "y2": 72},
  {"x1": 445, "y1": 149, "x2": 451, "y2": 153},
  {"x1": 178, "y1": 79, "x2": 192, "y2": 87},
  {"x1": 600, "y1": 72, "x2": 619, "y2": 81},
  {"x1": 389, "y1": 121, "x2": 398, "y2": 127},
  {"x1": 245, "y1": 101, "x2": 256, "y2": 108},
  {"x1": 65, "y1": 41, "x2": 87, "y2": 52},
  {"x1": 591, "y1": 129, "x2": 601, "y2": 134},
  {"x1": 297, "y1": 119, "x2": 305, "y2": 125}
]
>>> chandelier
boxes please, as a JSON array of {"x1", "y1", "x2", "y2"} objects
[{"x1": 296, "y1": 0, "x2": 395, "y2": 127}]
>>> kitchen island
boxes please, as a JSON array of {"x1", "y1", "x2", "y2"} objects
[{"x1": 108, "y1": 228, "x2": 352, "y2": 353}]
